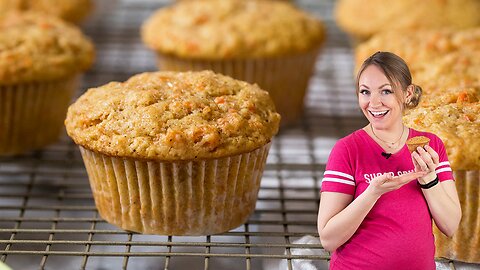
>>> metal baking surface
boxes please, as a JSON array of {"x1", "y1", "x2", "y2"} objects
[{"x1": 0, "y1": 0, "x2": 478, "y2": 269}]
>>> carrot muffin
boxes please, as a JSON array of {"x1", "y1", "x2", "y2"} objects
[
  {"x1": 356, "y1": 28, "x2": 480, "y2": 263},
  {"x1": 0, "y1": 0, "x2": 93, "y2": 24},
  {"x1": 335, "y1": 0, "x2": 480, "y2": 42},
  {"x1": 406, "y1": 136, "x2": 430, "y2": 153},
  {"x1": 141, "y1": 0, "x2": 325, "y2": 126},
  {"x1": 0, "y1": 12, "x2": 94, "y2": 156},
  {"x1": 65, "y1": 70, "x2": 280, "y2": 235}
]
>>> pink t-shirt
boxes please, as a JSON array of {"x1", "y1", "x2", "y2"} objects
[{"x1": 321, "y1": 128, "x2": 454, "y2": 270}]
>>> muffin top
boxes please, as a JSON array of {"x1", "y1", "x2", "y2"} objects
[
  {"x1": 0, "y1": 12, "x2": 95, "y2": 85},
  {"x1": 406, "y1": 136, "x2": 430, "y2": 153},
  {"x1": 406, "y1": 136, "x2": 430, "y2": 145},
  {"x1": 355, "y1": 28, "x2": 480, "y2": 96},
  {"x1": 403, "y1": 87, "x2": 480, "y2": 170},
  {"x1": 0, "y1": 0, "x2": 93, "y2": 23},
  {"x1": 355, "y1": 28, "x2": 480, "y2": 170},
  {"x1": 65, "y1": 71, "x2": 281, "y2": 161},
  {"x1": 335, "y1": 0, "x2": 480, "y2": 40},
  {"x1": 141, "y1": 0, "x2": 325, "y2": 59}
]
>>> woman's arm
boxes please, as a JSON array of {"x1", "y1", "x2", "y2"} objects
[
  {"x1": 421, "y1": 180, "x2": 461, "y2": 237},
  {"x1": 317, "y1": 190, "x2": 376, "y2": 252},
  {"x1": 317, "y1": 171, "x2": 426, "y2": 252},
  {"x1": 412, "y1": 146, "x2": 462, "y2": 237}
]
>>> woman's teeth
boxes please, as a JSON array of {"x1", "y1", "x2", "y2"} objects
[{"x1": 370, "y1": 110, "x2": 389, "y2": 117}]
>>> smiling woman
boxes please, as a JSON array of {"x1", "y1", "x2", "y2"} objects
[{"x1": 317, "y1": 51, "x2": 462, "y2": 270}]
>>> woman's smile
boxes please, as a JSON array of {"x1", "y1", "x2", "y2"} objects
[{"x1": 368, "y1": 109, "x2": 389, "y2": 118}]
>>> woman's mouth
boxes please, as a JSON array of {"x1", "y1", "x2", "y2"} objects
[{"x1": 369, "y1": 110, "x2": 389, "y2": 118}]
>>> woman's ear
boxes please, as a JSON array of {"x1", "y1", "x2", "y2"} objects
[{"x1": 405, "y1": 84, "x2": 415, "y2": 103}]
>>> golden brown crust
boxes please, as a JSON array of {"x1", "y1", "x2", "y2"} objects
[
  {"x1": 406, "y1": 136, "x2": 430, "y2": 153},
  {"x1": 141, "y1": 0, "x2": 325, "y2": 59},
  {"x1": 0, "y1": 12, "x2": 95, "y2": 85},
  {"x1": 403, "y1": 88, "x2": 480, "y2": 170},
  {"x1": 0, "y1": 0, "x2": 93, "y2": 23},
  {"x1": 65, "y1": 71, "x2": 281, "y2": 161},
  {"x1": 356, "y1": 28, "x2": 480, "y2": 170},
  {"x1": 335, "y1": 0, "x2": 480, "y2": 40}
]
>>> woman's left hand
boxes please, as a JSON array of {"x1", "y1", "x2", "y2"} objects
[{"x1": 411, "y1": 145, "x2": 439, "y2": 184}]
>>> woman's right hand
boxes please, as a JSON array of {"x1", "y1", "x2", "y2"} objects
[{"x1": 367, "y1": 171, "x2": 427, "y2": 196}]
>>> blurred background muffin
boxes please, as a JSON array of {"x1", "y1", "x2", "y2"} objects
[
  {"x1": 335, "y1": 0, "x2": 480, "y2": 43},
  {"x1": 0, "y1": 0, "x2": 94, "y2": 24},
  {"x1": 355, "y1": 28, "x2": 480, "y2": 263},
  {"x1": 141, "y1": 0, "x2": 325, "y2": 126},
  {"x1": 0, "y1": 12, "x2": 94, "y2": 156},
  {"x1": 65, "y1": 70, "x2": 280, "y2": 236}
]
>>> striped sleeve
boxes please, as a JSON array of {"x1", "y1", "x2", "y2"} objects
[
  {"x1": 321, "y1": 140, "x2": 356, "y2": 195},
  {"x1": 433, "y1": 135, "x2": 454, "y2": 182}
]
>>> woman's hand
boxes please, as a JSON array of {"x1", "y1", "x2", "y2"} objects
[
  {"x1": 367, "y1": 171, "x2": 427, "y2": 196},
  {"x1": 411, "y1": 145, "x2": 439, "y2": 184}
]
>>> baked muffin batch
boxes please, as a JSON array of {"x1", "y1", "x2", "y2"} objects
[{"x1": 2, "y1": 0, "x2": 479, "y2": 265}]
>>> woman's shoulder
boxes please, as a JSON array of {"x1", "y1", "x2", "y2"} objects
[{"x1": 334, "y1": 129, "x2": 367, "y2": 149}]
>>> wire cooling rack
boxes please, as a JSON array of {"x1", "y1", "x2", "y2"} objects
[{"x1": 0, "y1": 0, "x2": 478, "y2": 269}]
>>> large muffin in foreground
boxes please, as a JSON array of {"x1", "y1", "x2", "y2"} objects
[
  {"x1": 0, "y1": 0, "x2": 93, "y2": 24},
  {"x1": 141, "y1": 0, "x2": 325, "y2": 126},
  {"x1": 65, "y1": 70, "x2": 280, "y2": 235},
  {"x1": 335, "y1": 0, "x2": 480, "y2": 42},
  {"x1": 0, "y1": 12, "x2": 94, "y2": 156},
  {"x1": 355, "y1": 28, "x2": 480, "y2": 263}
]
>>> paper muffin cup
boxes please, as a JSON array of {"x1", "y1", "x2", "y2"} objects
[
  {"x1": 434, "y1": 170, "x2": 480, "y2": 263},
  {"x1": 0, "y1": 77, "x2": 78, "y2": 156},
  {"x1": 156, "y1": 49, "x2": 320, "y2": 126},
  {"x1": 79, "y1": 143, "x2": 272, "y2": 235}
]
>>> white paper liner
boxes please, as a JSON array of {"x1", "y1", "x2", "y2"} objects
[
  {"x1": 434, "y1": 170, "x2": 480, "y2": 263},
  {"x1": 79, "y1": 143, "x2": 271, "y2": 235},
  {"x1": 0, "y1": 77, "x2": 77, "y2": 155}
]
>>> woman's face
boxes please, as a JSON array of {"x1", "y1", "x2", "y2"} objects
[{"x1": 358, "y1": 65, "x2": 403, "y2": 130}]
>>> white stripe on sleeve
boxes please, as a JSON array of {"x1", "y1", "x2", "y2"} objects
[
  {"x1": 436, "y1": 167, "x2": 452, "y2": 174},
  {"x1": 437, "y1": 161, "x2": 451, "y2": 167},
  {"x1": 324, "y1": 170, "x2": 354, "y2": 180},
  {"x1": 322, "y1": 177, "x2": 355, "y2": 186}
]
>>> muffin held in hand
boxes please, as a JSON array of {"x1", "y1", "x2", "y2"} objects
[
  {"x1": 65, "y1": 70, "x2": 280, "y2": 235},
  {"x1": 406, "y1": 136, "x2": 430, "y2": 153},
  {"x1": 0, "y1": 0, "x2": 94, "y2": 24},
  {"x1": 0, "y1": 12, "x2": 94, "y2": 156},
  {"x1": 141, "y1": 0, "x2": 325, "y2": 126}
]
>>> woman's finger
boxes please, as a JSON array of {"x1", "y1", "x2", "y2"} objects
[
  {"x1": 417, "y1": 147, "x2": 436, "y2": 172},
  {"x1": 374, "y1": 173, "x2": 392, "y2": 185},
  {"x1": 417, "y1": 147, "x2": 433, "y2": 162},
  {"x1": 395, "y1": 171, "x2": 426, "y2": 185},
  {"x1": 411, "y1": 155, "x2": 421, "y2": 171},
  {"x1": 412, "y1": 151, "x2": 429, "y2": 172},
  {"x1": 424, "y1": 145, "x2": 440, "y2": 165}
]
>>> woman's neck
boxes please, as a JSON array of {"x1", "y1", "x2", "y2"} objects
[
  {"x1": 365, "y1": 122, "x2": 408, "y2": 152},
  {"x1": 371, "y1": 123, "x2": 405, "y2": 141}
]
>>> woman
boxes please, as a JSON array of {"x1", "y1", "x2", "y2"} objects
[{"x1": 317, "y1": 51, "x2": 461, "y2": 269}]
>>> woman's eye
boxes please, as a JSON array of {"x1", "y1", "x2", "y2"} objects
[
  {"x1": 382, "y1": 89, "x2": 393, "y2": 94},
  {"x1": 359, "y1": 89, "x2": 370, "y2": 95}
]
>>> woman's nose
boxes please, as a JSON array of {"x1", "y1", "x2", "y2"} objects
[{"x1": 370, "y1": 93, "x2": 382, "y2": 106}]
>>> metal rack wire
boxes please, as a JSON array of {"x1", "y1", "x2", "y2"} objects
[{"x1": 0, "y1": 0, "x2": 478, "y2": 269}]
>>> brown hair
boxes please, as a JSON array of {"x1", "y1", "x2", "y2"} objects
[{"x1": 356, "y1": 51, "x2": 422, "y2": 109}]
